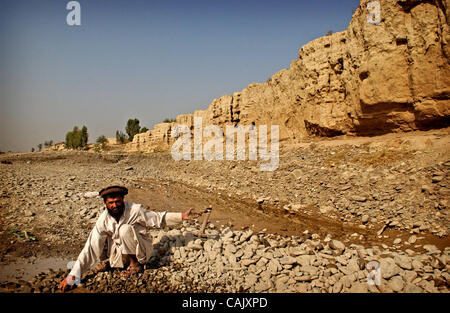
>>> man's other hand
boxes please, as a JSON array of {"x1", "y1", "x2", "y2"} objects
[
  {"x1": 59, "y1": 275, "x2": 76, "y2": 292},
  {"x1": 182, "y1": 208, "x2": 199, "y2": 220}
]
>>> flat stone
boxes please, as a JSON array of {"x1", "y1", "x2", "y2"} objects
[
  {"x1": 235, "y1": 249, "x2": 244, "y2": 259},
  {"x1": 244, "y1": 274, "x2": 258, "y2": 287},
  {"x1": 301, "y1": 265, "x2": 318, "y2": 276},
  {"x1": 239, "y1": 230, "x2": 253, "y2": 243},
  {"x1": 222, "y1": 229, "x2": 234, "y2": 239},
  {"x1": 295, "y1": 275, "x2": 312, "y2": 282},
  {"x1": 329, "y1": 240, "x2": 346, "y2": 252},
  {"x1": 388, "y1": 276, "x2": 405, "y2": 292},
  {"x1": 289, "y1": 247, "x2": 306, "y2": 256},
  {"x1": 338, "y1": 265, "x2": 352, "y2": 276},
  {"x1": 394, "y1": 255, "x2": 412, "y2": 270},
  {"x1": 187, "y1": 241, "x2": 202, "y2": 251},
  {"x1": 256, "y1": 257, "x2": 269, "y2": 268},
  {"x1": 411, "y1": 259, "x2": 423, "y2": 271},
  {"x1": 296, "y1": 255, "x2": 312, "y2": 266},
  {"x1": 332, "y1": 281, "x2": 343, "y2": 293},
  {"x1": 84, "y1": 191, "x2": 99, "y2": 198},
  {"x1": 276, "y1": 276, "x2": 289, "y2": 284},
  {"x1": 242, "y1": 259, "x2": 258, "y2": 266},
  {"x1": 346, "y1": 259, "x2": 360, "y2": 273},
  {"x1": 361, "y1": 214, "x2": 370, "y2": 224},
  {"x1": 279, "y1": 256, "x2": 297, "y2": 265},
  {"x1": 224, "y1": 244, "x2": 237, "y2": 253},
  {"x1": 350, "y1": 195, "x2": 367, "y2": 202},
  {"x1": 242, "y1": 249, "x2": 255, "y2": 259},
  {"x1": 335, "y1": 256, "x2": 347, "y2": 265},
  {"x1": 389, "y1": 220, "x2": 400, "y2": 227},
  {"x1": 423, "y1": 244, "x2": 440, "y2": 254},
  {"x1": 380, "y1": 257, "x2": 401, "y2": 279},
  {"x1": 348, "y1": 282, "x2": 368, "y2": 293},
  {"x1": 408, "y1": 235, "x2": 417, "y2": 244},
  {"x1": 254, "y1": 279, "x2": 272, "y2": 292},
  {"x1": 212, "y1": 241, "x2": 222, "y2": 250},
  {"x1": 404, "y1": 283, "x2": 423, "y2": 293},
  {"x1": 268, "y1": 260, "x2": 279, "y2": 274},
  {"x1": 403, "y1": 270, "x2": 417, "y2": 283}
]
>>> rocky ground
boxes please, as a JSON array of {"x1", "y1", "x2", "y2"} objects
[
  {"x1": 2, "y1": 222, "x2": 450, "y2": 293},
  {"x1": 0, "y1": 128, "x2": 449, "y2": 293}
]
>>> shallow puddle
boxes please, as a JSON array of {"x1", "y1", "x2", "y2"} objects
[{"x1": 0, "y1": 257, "x2": 70, "y2": 283}]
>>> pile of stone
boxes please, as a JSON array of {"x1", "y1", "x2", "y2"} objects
[{"x1": 9, "y1": 221, "x2": 449, "y2": 293}]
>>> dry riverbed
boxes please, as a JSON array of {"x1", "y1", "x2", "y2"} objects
[{"x1": 0, "y1": 129, "x2": 449, "y2": 292}]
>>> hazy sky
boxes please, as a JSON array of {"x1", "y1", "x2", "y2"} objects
[{"x1": 0, "y1": 0, "x2": 360, "y2": 152}]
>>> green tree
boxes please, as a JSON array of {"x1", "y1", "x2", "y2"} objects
[
  {"x1": 65, "y1": 130, "x2": 73, "y2": 149},
  {"x1": 44, "y1": 140, "x2": 53, "y2": 147},
  {"x1": 96, "y1": 135, "x2": 108, "y2": 150},
  {"x1": 31, "y1": 147, "x2": 35, "y2": 152},
  {"x1": 140, "y1": 127, "x2": 149, "y2": 133},
  {"x1": 163, "y1": 118, "x2": 176, "y2": 123},
  {"x1": 326, "y1": 30, "x2": 333, "y2": 36},
  {"x1": 37, "y1": 143, "x2": 42, "y2": 152},
  {"x1": 125, "y1": 118, "x2": 141, "y2": 141},
  {"x1": 96, "y1": 135, "x2": 107, "y2": 145},
  {"x1": 116, "y1": 130, "x2": 127, "y2": 144},
  {"x1": 71, "y1": 126, "x2": 81, "y2": 149},
  {"x1": 81, "y1": 126, "x2": 88, "y2": 147},
  {"x1": 73, "y1": 126, "x2": 81, "y2": 148},
  {"x1": 65, "y1": 126, "x2": 89, "y2": 149}
]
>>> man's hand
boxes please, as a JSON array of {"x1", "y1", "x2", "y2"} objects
[
  {"x1": 59, "y1": 275, "x2": 76, "y2": 293},
  {"x1": 182, "y1": 208, "x2": 199, "y2": 220}
]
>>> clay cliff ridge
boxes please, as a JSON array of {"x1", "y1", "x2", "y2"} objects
[{"x1": 126, "y1": 0, "x2": 450, "y2": 153}]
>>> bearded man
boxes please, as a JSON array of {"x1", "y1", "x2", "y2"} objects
[{"x1": 59, "y1": 185, "x2": 195, "y2": 292}]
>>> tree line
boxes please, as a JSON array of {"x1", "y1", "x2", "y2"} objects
[
  {"x1": 115, "y1": 118, "x2": 148, "y2": 144},
  {"x1": 31, "y1": 118, "x2": 149, "y2": 151},
  {"x1": 32, "y1": 140, "x2": 54, "y2": 152}
]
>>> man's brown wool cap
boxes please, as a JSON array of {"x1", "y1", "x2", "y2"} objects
[{"x1": 99, "y1": 186, "x2": 128, "y2": 199}]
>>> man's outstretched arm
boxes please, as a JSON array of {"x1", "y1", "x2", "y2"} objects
[{"x1": 140, "y1": 207, "x2": 197, "y2": 228}]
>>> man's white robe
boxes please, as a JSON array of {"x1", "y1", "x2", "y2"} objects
[{"x1": 69, "y1": 202, "x2": 182, "y2": 278}]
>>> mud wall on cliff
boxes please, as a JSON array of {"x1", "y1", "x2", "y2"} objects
[{"x1": 127, "y1": 0, "x2": 450, "y2": 153}]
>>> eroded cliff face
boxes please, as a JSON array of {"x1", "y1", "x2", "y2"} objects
[{"x1": 127, "y1": 0, "x2": 450, "y2": 153}]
